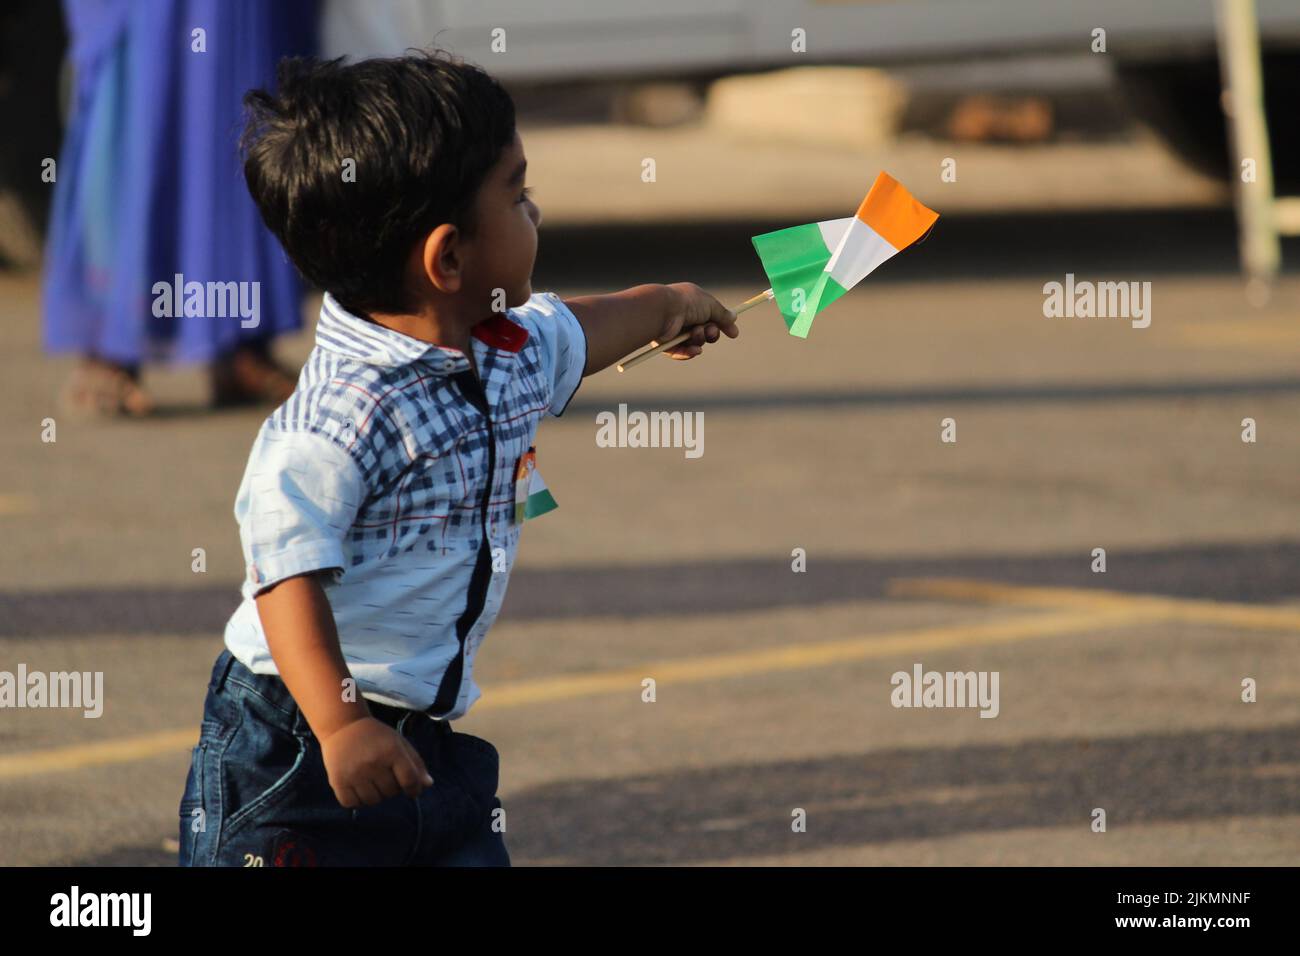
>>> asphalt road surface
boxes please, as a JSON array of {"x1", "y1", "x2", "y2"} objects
[{"x1": 2, "y1": 154, "x2": 1299, "y2": 865}]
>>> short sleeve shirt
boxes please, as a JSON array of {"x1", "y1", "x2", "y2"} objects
[{"x1": 223, "y1": 290, "x2": 587, "y2": 718}]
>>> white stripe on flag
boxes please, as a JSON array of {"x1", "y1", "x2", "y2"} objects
[
  {"x1": 825, "y1": 219, "x2": 899, "y2": 290},
  {"x1": 815, "y1": 217, "x2": 854, "y2": 255}
]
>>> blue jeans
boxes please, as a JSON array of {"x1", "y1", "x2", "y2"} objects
[{"x1": 178, "y1": 649, "x2": 510, "y2": 866}]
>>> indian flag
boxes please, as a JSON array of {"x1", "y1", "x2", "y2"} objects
[
  {"x1": 515, "y1": 448, "x2": 557, "y2": 523},
  {"x1": 751, "y1": 172, "x2": 938, "y2": 338}
]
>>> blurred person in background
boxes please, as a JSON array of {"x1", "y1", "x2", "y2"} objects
[{"x1": 42, "y1": 0, "x2": 317, "y2": 416}]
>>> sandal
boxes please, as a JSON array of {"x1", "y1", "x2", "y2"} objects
[
  {"x1": 210, "y1": 342, "x2": 299, "y2": 407},
  {"x1": 59, "y1": 357, "x2": 155, "y2": 418}
]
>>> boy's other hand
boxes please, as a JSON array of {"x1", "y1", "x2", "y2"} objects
[
  {"x1": 318, "y1": 715, "x2": 434, "y2": 808},
  {"x1": 659, "y1": 282, "x2": 739, "y2": 360}
]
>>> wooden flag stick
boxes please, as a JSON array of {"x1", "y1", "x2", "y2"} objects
[{"x1": 616, "y1": 288, "x2": 775, "y2": 372}]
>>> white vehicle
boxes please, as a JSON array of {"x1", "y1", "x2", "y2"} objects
[{"x1": 325, "y1": 0, "x2": 1300, "y2": 186}]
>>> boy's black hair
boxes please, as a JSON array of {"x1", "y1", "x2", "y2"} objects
[{"x1": 241, "y1": 49, "x2": 517, "y2": 316}]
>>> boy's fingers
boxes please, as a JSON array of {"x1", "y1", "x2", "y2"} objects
[
  {"x1": 711, "y1": 297, "x2": 738, "y2": 333},
  {"x1": 395, "y1": 747, "x2": 434, "y2": 793},
  {"x1": 395, "y1": 770, "x2": 427, "y2": 799},
  {"x1": 394, "y1": 730, "x2": 431, "y2": 780},
  {"x1": 374, "y1": 768, "x2": 403, "y2": 800},
  {"x1": 335, "y1": 785, "x2": 360, "y2": 809},
  {"x1": 683, "y1": 326, "x2": 719, "y2": 348},
  {"x1": 354, "y1": 780, "x2": 384, "y2": 806}
]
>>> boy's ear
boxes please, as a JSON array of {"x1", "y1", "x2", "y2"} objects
[{"x1": 420, "y1": 223, "x2": 462, "y2": 294}]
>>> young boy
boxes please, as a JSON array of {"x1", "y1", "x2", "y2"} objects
[{"x1": 177, "y1": 50, "x2": 738, "y2": 866}]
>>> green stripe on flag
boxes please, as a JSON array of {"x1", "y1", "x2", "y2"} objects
[
  {"x1": 523, "y1": 487, "x2": 558, "y2": 520},
  {"x1": 751, "y1": 223, "x2": 833, "y2": 333},
  {"x1": 791, "y1": 273, "x2": 849, "y2": 338}
]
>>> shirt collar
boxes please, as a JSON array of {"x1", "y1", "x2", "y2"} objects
[{"x1": 316, "y1": 292, "x2": 529, "y2": 373}]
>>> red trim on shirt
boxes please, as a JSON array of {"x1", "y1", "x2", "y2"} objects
[{"x1": 472, "y1": 314, "x2": 530, "y2": 352}]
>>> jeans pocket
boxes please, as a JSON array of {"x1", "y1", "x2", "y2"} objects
[
  {"x1": 450, "y1": 731, "x2": 497, "y2": 760},
  {"x1": 416, "y1": 733, "x2": 504, "y2": 861},
  {"x1": 177, "y1": 746, "x2": 204, "y2": 867},
  {"x1": 219, "y1": 700, "x2": 311, "y2": 840},
  {"x1": 443, "y1": 732, "x2": 500, "y2": 803},
  {"x1": 178, "y1": 718, "x2": 227, "y2": 866}
]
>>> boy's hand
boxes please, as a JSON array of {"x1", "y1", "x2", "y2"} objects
[
  {"x1": 318, "y1": 715, "x2": 433, "y2": 808},
  {"x1": 658, "y1": 282, "x2": 739, "y2": 360}
]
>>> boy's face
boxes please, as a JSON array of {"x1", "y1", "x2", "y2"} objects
[{"x1": 464, "y1": 130, "x2": 541, "y2": 313}]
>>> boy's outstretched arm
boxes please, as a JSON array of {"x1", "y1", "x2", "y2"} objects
[{"x1": 563, "y1": 282, "x2": 739, "y2": 375}]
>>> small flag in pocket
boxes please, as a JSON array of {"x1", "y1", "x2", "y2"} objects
[{"x1": 514, "y1": 447, "x2": 558, "y2": 523}]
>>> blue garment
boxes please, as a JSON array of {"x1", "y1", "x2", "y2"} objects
[
  {"x1": 43, "y1": 0, "x2": 316, "y2": 365},
  {"x1": 178, "y1": 649, "x2": 511, "y2": 866},
  {"x1": 223, "y1": 291, "x2": 587, "y2": 717}
]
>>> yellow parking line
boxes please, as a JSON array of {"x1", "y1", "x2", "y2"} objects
[
  {"x1": 0, "y1": 729, "x2": 197, "y2": 781},
  {"x1": 0, "y1": 607, "x2": 1147, "y2": 779},
  {"x1": 1175, "y1": 321, "x2": 1300, "y2": 351},
  {"x1": 0, "y1": 493, "x2": 36, "y2": 516},
  {"x1": 888, "y1": 578, "x2": 1300, "y2": 632},
  {"x1": 474, "y1": 607, "x2": 1148, "y2": 708}
]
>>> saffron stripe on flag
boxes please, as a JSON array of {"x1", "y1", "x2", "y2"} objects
[{"x1": 855, "y1": 171, "x2": 939, "y2": 251}]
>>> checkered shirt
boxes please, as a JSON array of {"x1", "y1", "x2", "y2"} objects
[{"x1": 222, "y1": 290, "x2": 587, "y2": 717}]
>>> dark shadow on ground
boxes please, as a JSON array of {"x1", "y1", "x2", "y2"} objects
[
  {"x1": 534, "y1": 208, "x2": 1300, "y2": 291},
  {"x1": 565, "y1": 375, "x2": 1300, "y2": 416},
  {"x1": 500, "y1": 721, "x2": 1300, "y2": 864},
  {"x1": 70, "y1": 720, "x2": 1300, "y2": 866},
  {"x1": 4, "y1": 538, "x2": 1298, "y2": 637}
]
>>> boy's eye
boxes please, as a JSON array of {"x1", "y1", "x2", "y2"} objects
[{"x1": 518, "y1": 186, "x2": 534, "y2": 203}]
